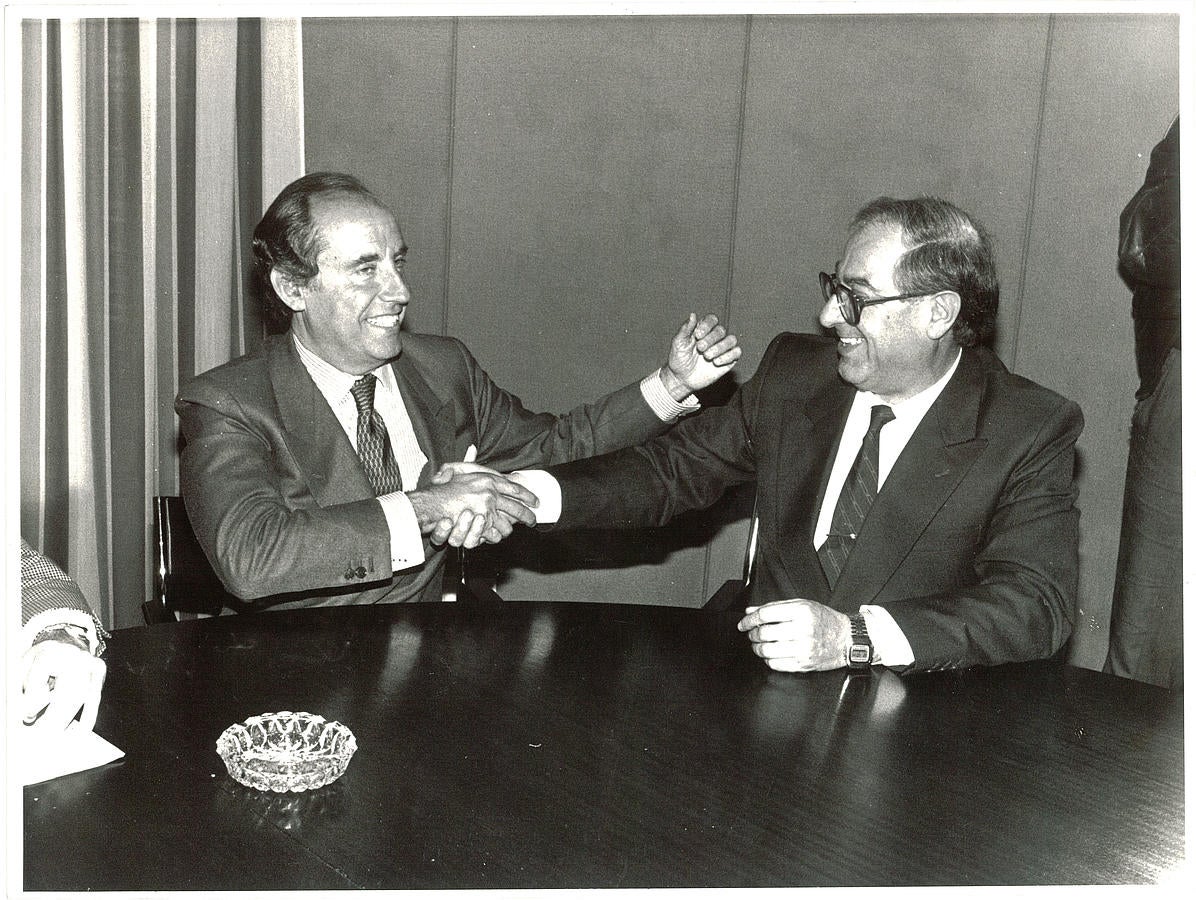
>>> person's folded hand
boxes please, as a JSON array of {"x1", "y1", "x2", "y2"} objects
[{"x1": 21, "y1": 638, "x2": 107, "y2": 733}]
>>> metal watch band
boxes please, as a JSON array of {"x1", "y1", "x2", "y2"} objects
[{"x1": 847, "y1": 613, "x2": 873, "y2": 669}]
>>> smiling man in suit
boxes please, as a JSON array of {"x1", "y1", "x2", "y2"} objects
[
  {"x1": 530, "y1": 197, "x2": 1082, "y2": 673},
  {"x1": 176, "y1": 172, "x2": 740, "y2": 610}
]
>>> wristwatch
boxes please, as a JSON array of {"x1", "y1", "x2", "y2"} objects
[{"x1": 846, "y1": 613, "x2": 873, "y2": 670}]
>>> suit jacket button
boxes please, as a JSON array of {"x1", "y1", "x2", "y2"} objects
[{"x1": 355, "y1": 566, "x2": 367, "y2": 578}]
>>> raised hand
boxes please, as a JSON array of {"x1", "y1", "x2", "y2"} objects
[{"x1": 662, "y1": 312, "x2": 742, "y2": 398}]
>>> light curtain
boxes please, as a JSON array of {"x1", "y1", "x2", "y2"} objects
[{"x1": 19, "y1": 17, "x2": 304, "y2": 628}]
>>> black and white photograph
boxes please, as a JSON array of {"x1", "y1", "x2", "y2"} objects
[{"x1": 5, "y1": 0, "x2": 1189, "y2": 892}]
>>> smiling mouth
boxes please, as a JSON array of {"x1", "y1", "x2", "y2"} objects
[
  {"x1": 367, "y1": 314, "x2": 402, "y2": 329},
  {"x1": 837, "y1": 335, "x2": 864, "y2": 347}
]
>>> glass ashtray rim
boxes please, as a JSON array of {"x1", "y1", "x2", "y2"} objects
[{"x1": 216, "y1": 710, "x2": 357, "y2": 793}]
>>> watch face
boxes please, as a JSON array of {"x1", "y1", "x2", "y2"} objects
[{"x1": 848, "y1": 645, "x2": 871, "y2": 665}]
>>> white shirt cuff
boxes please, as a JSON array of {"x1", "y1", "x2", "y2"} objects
[
  {"x1": 377, "y1": 492, "x2": 427, "y2": 572},
  {"x1": 860, "y1": 605, "x2": 915, "y2": 667},
  {"x1": 640, "y1": 369, "x2": 700, "y2": 421},
  {"x1": 508, "y1": 470, "x2": 562, "y2": 524}
]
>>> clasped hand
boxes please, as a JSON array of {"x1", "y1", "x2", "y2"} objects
[
  {"x1": 21, "y1": 639, "x2": 107, "y2": 733},
  {"x1": 737, "y1": 598, "x2": 853, "y2": 672},
  {"x1": 409, "y1": 463, "x2": 539, "y2": 549}
]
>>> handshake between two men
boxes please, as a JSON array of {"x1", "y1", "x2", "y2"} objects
[{"x1": 409, "y1": 312, "x2": 742, "y2": 549}]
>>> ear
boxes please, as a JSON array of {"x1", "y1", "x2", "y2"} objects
[
  {"x1": 926, "y1": 290, "x2": 961, "y2": 340},
  {"x1": 270, "y1": 269, "x2": 306, "y2": 312}
]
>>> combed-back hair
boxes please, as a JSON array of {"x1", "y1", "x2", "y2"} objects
[
  {"x1": 849, "y1": 197, "x2": 999, "y2": 347},
  {"x1": 252, "y1": 172, "x2": 382, "y2": 328}
]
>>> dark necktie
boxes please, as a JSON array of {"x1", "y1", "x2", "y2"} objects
[
  {"x1": 818, "y1": 404, "x2": 896, "y2": 588},
  {"x1": 350, "y1": 374, "x2": 404, "y2": 496}
]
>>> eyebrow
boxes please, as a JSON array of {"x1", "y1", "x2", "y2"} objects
[
  {"x1": 840, "y1": 272, "x2": 876, "y2": 292},
  {"x1": 347, "y1": 246, "x2": 408, "y2": 267},
  {"x1": 832, "y1": 261, "x2": 871, "y2": 290}
]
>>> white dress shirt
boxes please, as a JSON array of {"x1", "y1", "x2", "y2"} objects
[
  {"x1": 294, "y1": 333, "x2": 698, "y2": 575},
  {"x1": 293, "y1": 335, "x2": 428, "y2": 570},
  {"x1": 815, "y1": 349, "x2": 962, "y2": 666}
]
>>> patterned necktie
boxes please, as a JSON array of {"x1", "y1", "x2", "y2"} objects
[
  {"x1": 818, "y1": 404, "x2": 896, "y2": 588},
  {"x1": 350, "y1": 374, "x2": 404, "y2": 496}
]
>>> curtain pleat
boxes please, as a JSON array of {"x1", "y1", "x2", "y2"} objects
[
  {"x1": 236, "y1": 18, "x2": 264, "y2": 350},
  {"x1": 107, "y1": 20, "x2": 147, "y2": 630},
  {"x1": 152, "y1": 20, "x2": 182, "y2": 498},
  {"x1": 19, "y1": 20, "x2": 47, "y2": 554},
  {"x1": 194, "y1": 19, "x2": 238, "y2": 373},
  {"x1": 174, "y1": 20, "x2": 198, "y2": 384},
  {"x1": 39, "y1": 19, "x2": 70, "y2": 566},
  {"x1": 19, "y1": 16, "x2": 304, "y2": 628},
  {"x1": 260, "y1": 18, "x2": 305, "y2": 204},
  {"x1": 62, "y1": 20, "x2": 109, "y2": 616}
]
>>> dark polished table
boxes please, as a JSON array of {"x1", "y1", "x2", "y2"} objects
[{"x1": 23, "y1": 600, "x2": 1184, "y2": 889}]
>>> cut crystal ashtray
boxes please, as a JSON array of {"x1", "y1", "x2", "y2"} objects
[{"x1": 216, "y1": 711, "x2": 357, "y2": 793}]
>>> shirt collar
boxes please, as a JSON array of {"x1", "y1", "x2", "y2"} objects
[
  {"x1": 857, "y1": 348, "x2": 963, "y2": 420},
  {"x1": 291, "y1": 332, "x2": 398, "y2": 398}
]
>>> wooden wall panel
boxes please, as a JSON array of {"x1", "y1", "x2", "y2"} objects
[
  {"x1": 1018, "y1": 14, "x2": 1180, "y2": 668},
  {"x1": 302, "y1": 13, "x2": 1183, "y2": 665},
  {"x1": 732, "y1": 15, "x2": 1049, "y2": 372},
  {"x1": 303, "y1": 18, "x2": 455, "y2": 336},
  {"x1": 446, "y1": 17, "x2": 750, "y2": 605},
  {"x1": 446, "y1": 17, "x2": 746, "y2": 406}
]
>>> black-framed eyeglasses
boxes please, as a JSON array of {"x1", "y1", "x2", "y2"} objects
[{"x1": 819, "y1": 271, "x2": 929, "y2": 326}]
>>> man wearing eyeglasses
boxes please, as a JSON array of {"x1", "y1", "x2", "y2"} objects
[{"x1": 490, "y1": 196, "x2": 1082, "y2": 674}]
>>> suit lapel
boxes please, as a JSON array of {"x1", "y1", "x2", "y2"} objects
[
  {"x1": 830, "y1": 349, "x2": 990, "y2": 604},
  {"x1": 772, "y1": 370, "x2": 854, "y2": 597},
  {"x1": 391, "y1": 348, "x2": 457, "y2": 488},
  {"x1": 269, "y1": 335, "x2": 374, "y2": 507}
]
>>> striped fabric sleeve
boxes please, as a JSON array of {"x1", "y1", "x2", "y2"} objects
[{"x1": 19, "y1": 539, "x2": 109, "y2": 655}]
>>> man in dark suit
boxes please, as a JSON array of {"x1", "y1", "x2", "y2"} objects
[
  {"x1": 176, "y1": 172, "x2": 739, "y2": 609},
  {"x1": 528, "y1": 197, "x2": 1082, "y2": 673}
]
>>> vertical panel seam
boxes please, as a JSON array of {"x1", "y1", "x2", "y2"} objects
[
  {"x1": 1011, "y1": 14, "x2": 1054, "y2": 373},
  {"x1": 140, "y1": 19, "x2": 158, "y2": 620},
  {"x1": 37, "y1": 20, "x2": 49, "y2": 547},
  {"x1": 167, "y1": 20, "x2": 181, "y2": 492},
  {"x1": 703, "y1": 14, "x2": 753, "y2": 603},
  {"x1": 294, "y1": 18, "x2": 305, "y2": 173},
  {"x1": 441, "y1": 19, "x2": 459, "y2": 337},
  {"x1": 724, "y1": 15, "x2": 751, "y2": 329},
  {"x1": 101, "y1": 20, "x2": 115, "y2": 622}
]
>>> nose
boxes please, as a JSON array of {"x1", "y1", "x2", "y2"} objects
[
  {"x1": 379, "y1": 264, "x2": 410, "y2": 305},
  {"x1": 818, "y1": 293, "x2": 845, "y2": 329}
]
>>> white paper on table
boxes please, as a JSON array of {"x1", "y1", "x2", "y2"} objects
[{"x1": 16, "y1": 721, "x2": 125, "y2": 786}]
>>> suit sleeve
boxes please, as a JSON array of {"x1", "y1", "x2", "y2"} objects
[
  {"x1": 20, "y1": 540, "x2": 95, "y2": 624},
  {"x1": 545, "y1": 336, "x2": 783, "y2": 528},
  {"x1": 177, "y1": 381, "x2": 392, "y2": 601},
  {"x1": 451, "y1": 339, "x2": 676, "y2": 470},
  {"x1": 20, "y1": 539, "x2": 108, "y2": 654},
  {"x1": 881, "y1": 396, "x2": 1083, "y2": 672}
]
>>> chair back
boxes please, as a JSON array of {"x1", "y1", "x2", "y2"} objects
[
  {"x1": 703, "y1": 500, "x2": 758, "y2": 612},
  {"x1": 144, "y1": 496, "x2": 239, "y2": 623}
]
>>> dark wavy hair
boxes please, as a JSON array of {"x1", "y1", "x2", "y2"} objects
[
  {"x1": 849, "y1": 197, "x2": 999, "y2": 347},
  {"x1": 252, "y1": 172, "x2": 382, "y2": 329}
]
